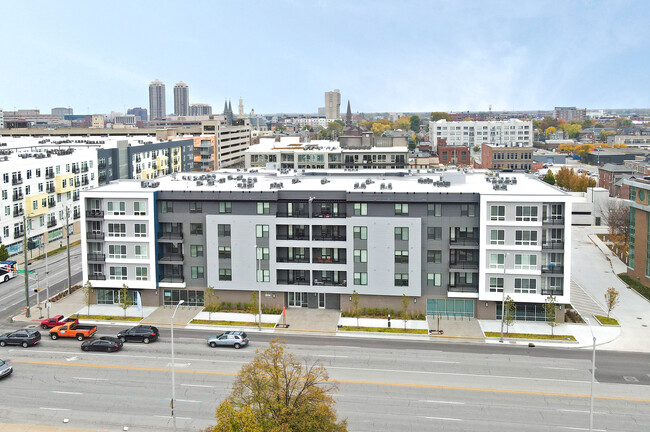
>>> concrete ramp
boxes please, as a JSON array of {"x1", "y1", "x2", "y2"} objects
[
  {"x1": 426, "y1": 315, "x2": 484, "y2": 340},
  {"x1": 276, "y1": 308, "x2": 340, "y2": 332},
  {"x1": 141, "y1": 305, "x2": 203, "y2": 326},
  {"x1": 570, "y1": 279, "x2": 606, "y2": 321}
]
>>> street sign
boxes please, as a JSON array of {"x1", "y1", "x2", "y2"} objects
[{"x1": 17, "y1": 270, "x2": 35, "y2": 274}]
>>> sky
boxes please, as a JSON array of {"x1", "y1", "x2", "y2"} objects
[{"x1": 2, "y1": 0, "x2": 650, "y2": 115}]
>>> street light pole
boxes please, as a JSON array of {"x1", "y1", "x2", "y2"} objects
[
  {"x1": 44, "y1": 242, "x2": 50, "y2": 319},
  {"x1": 499, "y1": 252, "x2": 510, "y2": 343},
  {"x1": 171, "y1": 299, "x2": 185, "y2": 432},
  {"x1": 586, "y1": 318, "x2": 596, "y2": 432},
  {"x1": 257, "y1": 256, "x2": 262, "y2": 331},
  {"x1": 65, "y1": 207, "x2": 72, "y2": 294}
]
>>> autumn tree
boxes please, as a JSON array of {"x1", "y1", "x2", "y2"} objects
[
  {"x1": 393, "y1": 116, "x2": 411, "y2": 131},
  {"x1": 573, "y1": 143, "x2": 594, "y2": 159},
  {"x1": 430, "y1": 112, "x2": 450, "y2": 122},
  {"x1": 543, "y1": 170, "x2": 556, "y2": 185},
  {"x1": 401, "y1": 294, "x2": 409, "y2": 329},
  {"x1": 371, "y1": 120, "x2": 391, "y2": 136},
  {"x1": 557, "y1": 143, "x2": 575, "y2": 153},
  {"x1": 544, "y1": 295, "x2": 558, "y2": 336},
  {"x1": 83, "y1": 280, "x2": 93, "y2": 316},
  {"x1": 545, "y1": 126, "x2": 557, "y2": 138},
  {"x1": 205, "y1": 339, "x2": 347, "y2": 432},
  {"x1": 600, "y1": 199, "x2": 630, "y2": 242},
  {"x1": 249, "y1": 291, "x2": 259, "y2": 325},
  {"x1": 599, "y1": 130, "x2": 616, "y2": 142},
  {"x1": 119, "y1": 284, "x2": 133, "y2": 318},
  {"x1": 351, "y1": 290, "x2": 360, "y2": 326},
  {"x1": 503, "y1": 296, "x2": 516, "y2": 334},
  {"x1": 604, "y1": 287, "x2": 619, "y2": 318},
  {"x1": 205, "y1": 286, "x2": 220, "y2": 320}
]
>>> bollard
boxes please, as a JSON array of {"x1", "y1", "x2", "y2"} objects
[{"x1": 387, "y1": 314, "x2": 391, "y2": 328}]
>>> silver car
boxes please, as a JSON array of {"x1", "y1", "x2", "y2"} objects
[
  {"x1": 207, "y1": 331, "x2": 248, "y2": 349},
  {"x1": 0, "y1": 359, "x2": 13, "y2": 379}
]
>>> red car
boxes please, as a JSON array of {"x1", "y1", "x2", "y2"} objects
[{"x1": 40, "y1": 315, "x2": 79, "y2": 330}]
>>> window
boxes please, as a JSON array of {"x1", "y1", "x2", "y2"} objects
[
  {"x1": 394, "y1": 227, "x2": 409, "y2": 241},
  {"x1": 108, "y1": 245, "x2": 126, "y2": 259},
  {"x1": 394, "y1": 273, "x2": 409, "y2": 286},
  {"x1": 354, "y1": 249, "x2": 367, "y2": 263},
  {"x1": 109, "y1": 266, "x2": 127, "y2": 280},
  {"x1": 191, "y1": 245, "x2": 204, "y2": 257},
  {"x1": 108, "y1": 223, "x2": 126, "y2": 237},
  {"x1": 394, "y1": 250, "x2": 409, "y2": 263},
  {"x1": 135, "y1": 267, "x2": 148, "y2": 281},
  {"x1": 515, "y1": 230, "x2": 538, "y2": 246},
  {"x1": 256, "y1": 224, "x2": 269, "y2": 238},
  {"x1": 135, "y1": 245, "x2": 147, "y2": 259},
  {"x1": 107, "y1": 201, "x2": 125, "y2": 215},
  {"x1": 427, "y1": 250, "x2": 442, "y2": 263},
  {"x1": 515, "y1": 254, "x2": 537, "y2": 270},
  {"x1": 191, "y1": 266, "x2": 205, "y2": 279},
  {"x1": 427, "y1": 273, "x2": 442, "y2": 286},
  {"x1": 219, "y1": 268, "x2": 232, "y2": 281},
  {"x1": 134, "y1": 201, "x2": 146, "y2": 216},
  {"x1": 134, "y1": 224, "x2": 147, "y2": 237},
  {"x1": 256, "y1": 247, "x2": 270, "y2": 260},
  {"x1": 354, "y1": 272, "x2": 368, "y2": 285},
  {"x1": 490, "y1": 205, "x2": 505, "y2": 221},
  {"x1": 490, "y1": 229, "x2": 505, "y2": 245},
  {"x1": 256, "y1": 269, "x2": 270, "y2": 282},
  {"x1": 190, "y1": 223, "x2": 203, "y2": 235},
  {"x1": 353, "y1": 203, "x2": 368, "y2": 216},
  {"x1": 427, "y1": 227, "x2": 442, "y2": 240},
  {"x1": 256, "y1": 202, "x2": 270, "y2": 214},
  {"x1": 489, "y1": 253, "x2": 505, "y2": 269},
  {"x1": 219, "y1": 202, "x2": 232, "y2": 214},
  {"x1": 160, "y1": 201, "x2": 173, "y2": 213},
  {"x1": 516, "y1": 206, "x2": 538, "y2": 222},
  {"x1": 218, "y1": 224, "x2": 231, "y2": 237},
  {"x1": 189, "y1": 201, "x2": 202, "y2": 213},
  {"x1": 489, "y1": 277, "x2": 504, "y2": 292},
  {"x1": 461, "y1": 204, "x2": 476, "y2": 217},
  {"x1": 428, "y1": 203, "x2": 442, "y2": 216},
  {"x1": 394, "y1": 203, "x2": 409, "y2": 216},
  {"x1": 353, "y1": 226, "x2": 367, "y2": 240},
  {"x1": 515, "y1": 278, "x2": 537, "y2": 293}
]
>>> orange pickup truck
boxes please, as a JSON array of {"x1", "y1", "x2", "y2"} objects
[{"x1": 50, "y1": 322, "x2": 97, "y2": 341}]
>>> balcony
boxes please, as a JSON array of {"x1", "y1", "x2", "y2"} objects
[
  {"x1": 46, "y1": 184, "x2": 56, "y2": 193},
  {"x1": 449, "y1": 261, "x2": 479, "y2": 270},
  {"x1": 14, "y1": 229, "x2": 24, "y2": 239},
  {"x1": 277, "y1": 257, "x2": 309, "y2": 263},
  {"x1": 12, "y1": 192, "x2": 23, "y2": 202},
  {"x1": 312, "y1": 211, "x2": 346, "y2": 219},
  {"x1": 12, "y1": 177, "x2": 23, "y2": 186},
  {"x1": 394, "y1": 256, "x2": 409, "y2": 264},
  {"x1": 158, "y1": 232, "x2": 183, "y2": 241},
  {"x1": 98, "y1": 161, "x2": 106, "y2": 169},
  {"x1": 160, "y1": 276, "x2": 185, "y2": 283},
  {"x1": 81, "y1": 165, "x2": 89, "y2": 173},
  {"x1": 73, "y1": 193, "x2": 80, "y2": 202},
  {"x1": 87, "y1": 232, "x2": 105, "y2": 240},
  {"x1": 89, "y1": 273, "x2": 106, "y2": 281},
  {"x1": 450, "y1": 237, "x2": 480, "y2": 247},
  {"x1": 276, "y1": 233, "x2": 309, "y2": 240},
  {"x1": 276, "y1": 211, "x2": 309, "y2": 218},
  {"x1": 86, "y1": 209, "x2": 104, "y2": 218},
  {"x1": 72, "y1": 166, "x2": 79, "y2": 174},
  {"x1": 394, "y1": 280, "x2": 409, "y2": 287},
  {"x1": 13, "y1": 208, "x2": 24, "y2": 217},
  {"x1": 313, "y1": 279, "x2": 347, "y2": 287},
  {"x1": 73, "y1": 210, "x2": 81, "y2": 219},
  {"x1": 541, "y1": 265, "x2": 564, "y2": 274},
  {"x1": 48, "y1": 198, "x2": 56, "y2": 207},
  {"x1": 45, "y1": 171, "x2": 55, "y2": 179},
  {"x1": 98, "y1": 173, "x2": 107, "y2": 182},
  {"x1": 159, "y1": 253, "x2": 185, "y2": 263},
  {"x1": 87, "y1": 253, "x2": 105, "y2": 262},
  {"x1": 81, "y1": 178, "x2": 89, "y2": 186},
  {"x1": 47, "y1": 219, "x2": 57, "y2": 228},
  {"x1": 314, "y1": 257, "x2": 346, "y2": 264},
  {"x1": 277, "y1": 279, "x2": 310, "y2": 286},
  {"x1": 542, "y1": 217, "x2": 564, "y2": 225},
  {"x1": 541, "y1": 289, "x2": 564, "y2": 296},
  {"x1": 542, "y1": 241, "x2": 564, "y2": 250},
  {"x1": 447, "y1": 284, "x2": 479, "y2": 293}
]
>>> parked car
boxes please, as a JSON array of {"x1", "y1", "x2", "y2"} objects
[
  {"x1": 117, "y1": 325, "x2": 159, "y2": 344},
  {"x1": 0, "y1": 329, "x2": 41, "y2": 348},
  {"x1": 40, "y1": 315, "x2": 79, "y2": 329},
  {"x1": 0, "y1": 359, "x2": 12, "y2": 379},
  {"x1": 50, "y1": 322, "x2": 97, "y2": 341},
  {"x1": 81, "y1": 336, "x2": 123, "y2": 353},
  {"x1": 207, "y1": 331, "x2": 248, "y2": 349}
]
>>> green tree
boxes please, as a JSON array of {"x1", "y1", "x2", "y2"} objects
[
  {"x1": 409, "y1": 115, "x2": 421, "y2": 132},
  {"x1": 327, "y1": 121, "x2": 344, "y2": 133},
  {"x1": 581, "y1": 119, "x2": 594, "y2": 129},
  {"x1": 604, "y1": 287, "x2": 620, "y2": 318},
  {"x1": 273, "y1": 125, "x2": 286, "y2": 132},
  {"x1": 351, "y1": 290, "x2": 360, "y2": 327},
  {"x1": 119, "y1": 284, "x2": 133, "y2": 318},
  {"x1": 401, "y1": 294, "x2": 410, "y2": 329},
  {"x1": 544, "y1": 295, "x2": 558, "y2": 335},
  {"x1": 430, "y1": 112, "x2": 451, "y2": 122},
  {"x1": 205, "y1": 339, "x2": 347, "y2": 432},
  {"x1": 83, "y1": 280, "x2": 93, "y2": 316},
  {"x1": 0, "y1": 244, "x2": 9, "y2": 261},
  {"x1": 503, "y1": 295, "x2": 516, "y2": 334},
  {"x1": 543, "y1": 170, "x2": 556, "y2": 185}
]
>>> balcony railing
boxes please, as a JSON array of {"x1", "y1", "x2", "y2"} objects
[
  {"x1": 47, "y1": 219, "x2": 57, "y2": 228},
  {"x1": 313, "y1": 279, "x2": 347, "y2": 287},
  {"x1": 312, "y1": 212, "x2": 346, "y2": 218},
  {"x1": 277, "y1": 279, "x2": 310, "y2": 286},
  {"x1": 87, "y1": 253, "x2": 105, "y2": 262},
  {"x1": 89, "y1": 273, "x2": 106, "y2": 281},
  {"x1": 12, "y1": 192, "x2": 23, "y2": 202},
  {"x1": 72, "y1": 166, "x2": 79, "y2": 174},
  {"x1": 46, "y1": 184, "x2": 55, "y2": 193},
  {"x1": 81, "y1": 178, "x2": 89, "y2": 186},
  {"x1": 312, "y1": 235, "x2": 346, "y2": 241},
  {"x1": 48, "y1": 199, "x2": 56, "y2": 207},
  {"x1": 13, "y1": 208, "x2": 24, "y2": 217},
  {"x1": 447, "y1": 284, "x2": 479, "y2": 293},
  {"x1": 87, "y1": 232, "x2": 105, "y2": 240},
  {"x1": 46, "y1": 171, "x2": 55, "y2": 179},
  {"x1": 542, "y1": 241, "x2": 564, "y2": 250},
  {"x1": 541, "y1": 265, "x2": 564, "y2": 274},
  {"x1": 81, "y1": 165, "x2": 89, "y2": 173},
  {"x1": 542, "y1": 217, "x2": 564, "y2": 225},
  {"x1": 159, "y1": 253, "x2": 184, "y2": 262},
  {"x1": 98, "y1": 161, "x2": 106, "y2": 169},
  {"x1": 73, "y1": 211, "x2": 81, "y2": 219},
  {"x1": 86, "y1": 209, "x2": 104, "y2": 218},
  {"x1": 158, "y1": 232, "x2": 183, "y2": 240},
  {"x1": 276, "y1": 212, "x2": 309, "y2": 218},
  {"x1": 314, "y1": 257, "x2": 346, "y2": 264},
  {"x1": 73, "y1": 193, "x2": 80, "y2": 202},
  {"x1": 541, "y1": 289, "x2": 564, "y2": 296},
  {"x1": 276, "y1": 234, "x2": 309, "y2": 240},
  {"x1": 276, "y1": 257, "x2": 310, "y2": 263},
  {"x1": 160, "y1": 276, "x2": 185, "y2": 283},
  {"x1": 449, "y1": 261, "x2": 479, "y2": 269},
  {"x1": 14, "y1": 229, "x2": 24, "y2": 239},
  {"x1": 450, "y1": 237, "x2": 480, "y2": 246},
  {"x1": 12, "y1": 177, "x2": 23, "y2": 185},
  {"x1": 394, "y1": 280, "x2": 409, "y2": 287}
]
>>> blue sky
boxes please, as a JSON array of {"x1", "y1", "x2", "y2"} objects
[{"x1": 2, "y1": 1, "x2": 649, "y2": 114}]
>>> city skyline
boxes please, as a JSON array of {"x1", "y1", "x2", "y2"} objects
[{"x1": 2, "y1": 1, "x2": 650, "y2": 114}]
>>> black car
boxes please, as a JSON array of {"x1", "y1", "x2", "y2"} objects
[
  {"x1": 81, "y1": 337, "x2": 123, "y2": 353},
  {"x1": 117, "y1": 325, "x2": 159, "y2": 344},
  {"x1": 0, "y1": 329, "x2": 41, "y2": 348}
]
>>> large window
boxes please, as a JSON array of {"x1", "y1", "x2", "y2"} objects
[
  {"x1": 109, "y1": 266, "x2": 127, "y2": 280},
  {"x1": 490, "y1": 229, "x2": 505, "y2": 245},
  {"x1": 219, "y1": 268, "x2": 232, "y2": 281},
  {"x1": 190, "y1": 223, "x2": 203, "y2": 235},
  {"x1": 190, "y1": 201, "x2": 203, "y2": 213},
  {"x1": 353, "y1": 226, "x2": 367, "y2": 240},
  {"x1": 516, "y1": 206, "x2": 538, "y2": 222},
  {"x1": 160, "y1": 201, "x2": 173, "y2": 213},
  {"x1": 163, "y1": 289, "x2": 204, "y2": 306},
  {"x1": 134, "y1": 223, "x2": 147, "y2": 237},
  {"x1": 489, "y1": 277, "x2": 504, "y2": 292},
  {"x1": 489, "y1": 253, "x2": 505, "y2": 269},
  {"x1": 514, "y1": 278, "x2": 537, "y2": 293},
  {"x1": 257, "y1": 269, "x2": 270, "y2": 282},
  {"x1": 191, "y1": 245, "x2": 204, "y2": 257},
  {"x1": 257, "y1": 202, "x2": 270, "y2": 215},
  {"x1": 427, "y1": 250, "x2": 442, "y2": 263},
  {"x1": 107, "y1": 201, "x2": 125, "y2": 216},
  {"x1": 394, "y1": 250, "x2": 409, "y2": 263},
  {"x1": 354, "y1": 249, "x2": 367, "y2": 263},
  {"x1": 354, "y1": 272, "x2": 368, "y2": 285},
  {"x1": 218, "y1": 224, "x2": 231, "y2": 237},
  {"x1": 496, "y1": 303, "x2": 546, "y2": 321},
  {"x1": 427, "y1": 227, "x2": 442, "y2": 240},
  {"x1": 394, "y1": 273, "x2": 409, "y2": 286},
  {"x1": 515, "y1": 230, "x2": 538, "y2": 246},
  {"x1": 134, "y1": 201, "x2": 146, "y2": 216},
  {"x1": 108, "y1": 245, "x2": 126, "y2": 259},
  {"x1": 219, "y1": 202, "x2": 232, "y2": 214},
  {"x1": 108, "y1": 223, "x2": 126, "y2": 237},
  {"x1": 428, "y1": 203, "x2": 442, "y2": 216},
  {"x1": 394, "y1": 227, "x2": 409, "y2": 241},
  {"x1": 490, "y1": 205, "x2": 505, "y2": 221},
  {"x1": 353, "y1": 203, "x2": 367, "y2": 216},
  {"x1": 135, "y1": 267, "x2": 148, "y2": 281},
  {"x1": 256, "y1": 224, "x2": 269, "y2": 238},
  {"x1": 515, "y1": 254, "x2": 537, "y2": 270},
  {"x1": 427, "y1": 273, "x2": 442, "y2": 286},
  {"x1": 191, "y1": 266, "x2": 205, "y2": 279},
  {"x1": 427, "y1": 299, "x2": 474, "y2": 317},
  {"x1": 461, "y1": 204, "x2": 476, "y2": 217},
  {"x1": 394, "y1": 203, "x2": 409, "y2": 216},
  {"x1": 98, "y1": 289, "x2": 141, "y2": 305},
  {"x1": 256, "y1": 247, "x2": 270, "y2": 260},
  {"x1": 135, "y1": 245, "x2": 147, "y2": 259}
]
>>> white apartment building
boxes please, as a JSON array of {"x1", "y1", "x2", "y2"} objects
[
  {"x1": 429, "y1": 119, "x2": 533, "y2": 148},
  {"x1": 80, "y1": 169, "x2": 571, "y2": 320},
  {"x1": 0, "y1": 110, "x2": 4, "y2": 129}
]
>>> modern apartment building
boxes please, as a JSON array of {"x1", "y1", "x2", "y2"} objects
[
  {"x1": 80, "y1": 169, "x2": 571, "y2": 320},
  {"x1": 429, "y1": 119, "x2": 533, "y2": 148},
  {"x1": 325, "y1": 89, "x2": 341, "y2": 120},
  {"x1": 625, "y1": 177, "x2": 650, "y2": 285},
  {"x1": 554, "y1": 107, "x2": 586, "y2": 122},
  {"x1": 173, "y1": 82, "x2": 189, "y2": 116},
  {"x1": 245, "y1": 137, "x2": 408, "y2": 170},
  {"x1": 149, "y1": 80, "x2": 166, "y2": 120}
]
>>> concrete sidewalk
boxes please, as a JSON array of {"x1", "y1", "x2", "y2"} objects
[
  {"x1": 141, "y1": 305, "x2": 203, "y2": 326},
  {"x1": 275, "y1": 308, "x2": 340, "y2": 332},
  {"x1": 12, "y1": 288, "x2": 86, "y2": 324}
]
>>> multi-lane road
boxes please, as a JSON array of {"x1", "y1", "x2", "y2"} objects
[{"x1": 1, "y1": 325, "x2": 650, "y2": 431}]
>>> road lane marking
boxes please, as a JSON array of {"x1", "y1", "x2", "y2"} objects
[
  {"x1": 176, "y1": 399, "x2": 202, "y2": 403},
  {"x1": 558, "y1": 409, "x2": 606, "y2": 414},
  {"x1": 418, "y1": 416, "x2": 462, "y2": 421},
  {"x1": 419, "y1": 400, "x2": 465, "y2": 405},
  {"x1": 317, "y1": 355, "x2": 349, "y2": 358},
  {"x1": 154, "y1": 415, "x2": 192, "y2": 420},
  {"x1": 558, "y1": 427, "x2": 606, "y2": 432},
  {"x1": 40, "y1": 407, "x2": 71, "y2": 411},
  {"x1": 180, "y1": 384, "x2": 215, "y2": 388},
  {"x1": 430, "y1": 360, "x2": 459, "y2": 364},
  {"x1": 51, "y1": 391, "x2": 83, "y2": 395},
  {"x1": 73, "y1": 377, "x2": 108, "y2": 381},
  {"x1": 15, "y1": 359, "x2": 650, "y2": 403},
  {"x1": 544, "y1": 367, "x2": 579, "y2": 371}
]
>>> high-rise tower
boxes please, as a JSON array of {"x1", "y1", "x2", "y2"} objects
[
  {"x1": 149, "y1": 79, "x2": 166, "y2": 120},
  {"x1": 173, "y1": 81, "x2": 189, "y2": 116},
  {"x1": 324, "y1": 89, "x2": 341, "y2": 119}
]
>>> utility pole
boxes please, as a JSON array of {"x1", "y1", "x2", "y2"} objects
[
  {"x1": 23, "y1": 215, "x2": 30, "y2": 318},
  {"x1": 66, "y1": 206, "x2": 72, "y2": 294}
]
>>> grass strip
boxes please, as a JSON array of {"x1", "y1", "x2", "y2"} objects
[
  {"x1": 618, "y1": 273, "x2": 650, "y2": 302},
  {"x1": 337, "y1": 326, "x2": 428, "y2": 334},
  {"x1": 75, "y1": 314, "x2": 142, "y2": 321},
  {"x1": 594, "y1": 315, "x2": 619, "y2": 325},
  {"x1": 191, "y1": 319, "x2": 275, "y2": 327},
  {"x1": 485, "y1": 331, "x2": 576, "y2": 341}
]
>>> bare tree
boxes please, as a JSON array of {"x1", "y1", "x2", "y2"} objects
[
  {"x1": 599, "y1": 199, "x2": 630, "y2": 241},
  {"x1": 604, "y1": 287, "x2": 620, "y2": 318}
]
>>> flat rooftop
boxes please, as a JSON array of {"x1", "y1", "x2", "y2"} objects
[
  {"x1": 89, "y1": 168, "x2": 568, "y2": 197},
  {"x1": 0, "y1": 135, "x2": 171, "y2": 151},
  {"x1": 248, "y1": 138, "x2": 407, "y2": 154}
]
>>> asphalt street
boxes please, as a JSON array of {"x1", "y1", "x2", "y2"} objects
[
  {"x1": 1, "y1": 324, "x2": 650, "y2": 431},
  {"x1": 0, "y1": 245, "x2": 82, "y2": 321}
]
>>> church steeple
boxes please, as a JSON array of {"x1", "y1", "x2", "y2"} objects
[{"x1": 345, "y1": 100, "x2": 352, "y2": 127}]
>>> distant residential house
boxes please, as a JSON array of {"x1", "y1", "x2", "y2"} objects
[{"x1": 598, "y1": 163, "x2": 635, "y2": 198}]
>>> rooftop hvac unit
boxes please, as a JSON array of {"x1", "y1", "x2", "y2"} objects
[
  {"x1": 196, "y1": 180, "x2": 203, "y2": 186},
  {"x1": 140, "y1": 181, "x2": 148, "y2": 188}
]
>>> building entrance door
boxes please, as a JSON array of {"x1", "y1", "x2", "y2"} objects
[
  {"x1": 288, "y1": 292, "x2": 308, "y2": 307},
  {"x1": 318, "y1": 293, "x2": 326, "y2": 309}
]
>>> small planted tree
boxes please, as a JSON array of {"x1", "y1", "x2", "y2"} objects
[
  {"x1": 83, "y1": 280, "x2": 93, "y2": 316},
  {"x1": 250, "y1": 291, "x2": 259, "y2": 326},
  {"x1": 604, "y1": 287, "x2": 620, "y2": 318},
  {"x1": 503, "y1": 295, "x2": 516, "y2": 334},
  {"x1": 351, "y1": 290, "x2": 360, "y2": 327},
  {"x1": 205, "y1": 286, "x2": 219, "y2": 320},
  {"x1": 401, "y1": 294, "x2": 411, "y2": 329},
  {"x1": 544, "y1": 295, "x2": 558, "y2": 335},
  {"x1": 0, "y1": 244, "x2": 9, "y2": 261},
  {"x1": 119, "y1": 284, "x2": 133, "y2": 318}
]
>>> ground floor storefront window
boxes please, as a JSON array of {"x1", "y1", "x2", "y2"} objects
[
  {"x1": 426, "y1": 299, "x2": 474, "y2": 317},
  {"x1": 496, "y1": 302, "x2": 546, "y2": 321},
  {"x1": 97, "y1": 288, "x2": 140, "y2": 305},
  {"x1": 163, "y1": 289, "x2": 204, "y2": 306}
]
